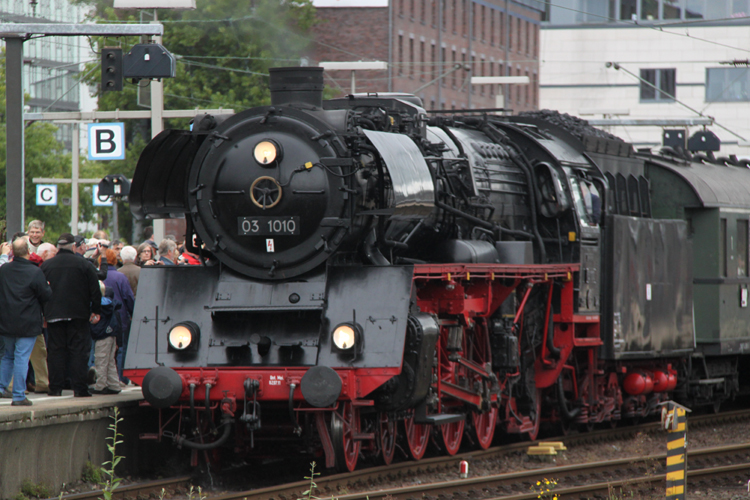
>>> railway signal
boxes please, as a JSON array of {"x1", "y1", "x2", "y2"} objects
[{"x1": 101, "y1": 48, "x2": 123, "y2": 92}]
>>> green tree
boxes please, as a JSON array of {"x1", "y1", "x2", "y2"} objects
[
  {"x1": 74, "y1": 0, "x2": 316, "y2": 240},
  {"x1": 78, "y1": 0, "x2": 315, "y2": 112}
]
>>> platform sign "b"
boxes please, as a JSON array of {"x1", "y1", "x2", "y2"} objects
[{"x1": 88, "y1": 123, "x2": 125, "y2": 160}]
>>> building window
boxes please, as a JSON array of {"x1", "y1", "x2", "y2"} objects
[
  {"x1": 432, "y1": 43, "x2": 437, "y2": 79},
  {"x1": 641, "y1": 0, "x2": 658, "y2": 20},
  {"x1": 490, "y1": 10, "x2": 495, "y2": 45},
  {"x1": 508, "y1": 16, "x2": 513, "y2": 50},
  {"x1": 499, "y1": 12, "x2": 504, "y2": 46},
  {"x1": 421, "y1": 0, "x2": 426, "y2": 23},
  {"x1": 452, "y1": 49, "x2": 457, "y2": 87},
  {"x1": 525, "y1": 69, "x2": 530, "y2": 105},
  {"x1": 620, "y1": 0, "x2": 636, "y2": 19},
  {"x1": 640, "y1": 68, "x2": 675, "y2": 102},
  {"x1": 420, "y1": 41, "x2": 425, "y2": 80},
  {"x1": 398, "y1": 35, "x2": 404, "y2": 75},
  {"x1": 409, "y1": 38, "x2": 415, "y2": 78},
  {"x1": 453, "y1": 0, "x2": 458, "y2": 33},
  {"x1": 526, "y1": 21, "x2": 531, "y2": 55},
  {"x1": 480, "y1": 58, "x2": 485, "y2": 95},
  {"x1": 517, "y1": 18, "x2": 522, "y2": 53},
  {"x1": 441, "y1": 47, "x2": 446, "y2": 85},
  {"x1": 706, "y1": 67, "x2": 750, "y2": 102},
  {"x1": 480, "y1": 6, "x2": 485, "y2": 41},
  {"x1": 489, "y1": 61, "x2": 494, "y2": 95},
  {"x1": 664, "y1": 0, "x2": 682, "y2": 19},
  {"x1": 462, "y1": 0, "x2": 467, "y2": 36}
]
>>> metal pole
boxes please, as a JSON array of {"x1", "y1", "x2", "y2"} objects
[
  {"x1": 6, "y1": 37, "x2": 25, "y2": 238},
  {"x1": 151, "y1": 11, "x2": 166, "y2": 244},
  {"x1": 351, "y1": 70, "x2": 356, "y2": 94},
  {"x1": 113, "y1": 200, "x2": 119, "y2": 241},
  {"x1": 504, "y1": 0, "x2": 510, "y2": 103},
  {"x1": 468, "y1": 0, "x2": 473, "y2": 109},
  {"x1": 388, "y1": 0, "x2": 393, "y2": 92},
  {"x1": 71, "y1": 122, "x2": 79, "y2": 235},
  {"x1": 438, "y1": 0, "x2": 444, "y2": 107}
]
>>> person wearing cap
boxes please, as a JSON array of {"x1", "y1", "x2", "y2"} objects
[
  {"x1": 0, "y1": 237, "x2": 52, "y2": 405},
  {"x1": 42, "y1": 233, "x2": 102, "y2": 397}
]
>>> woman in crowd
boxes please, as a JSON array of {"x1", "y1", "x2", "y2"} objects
[{"x1": 135, "y1": 243, "x2": 159, "y2": 266}]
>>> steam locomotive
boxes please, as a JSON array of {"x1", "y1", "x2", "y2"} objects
[{"x1": 124, "y1": 66, "x2": 750, "y2": 471}]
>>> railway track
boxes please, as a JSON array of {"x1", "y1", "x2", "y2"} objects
[
  {"x1": 56, "y1": 476, "x2": 193, "y2": 500},
  {"x1": 207, "y1": 408, "x2": 750, "y2": 500},
  {"x1": 55, "y1": 409, "x2": 750, "y2": 500}
]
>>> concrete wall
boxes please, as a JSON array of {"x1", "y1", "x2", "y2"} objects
[{"x1": 0, "y1": 403, "x2": 171, "y2": 499}]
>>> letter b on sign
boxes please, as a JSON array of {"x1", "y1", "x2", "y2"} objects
[{"x1": 88, "y1": 123, "x2": 125, "y2": 160}]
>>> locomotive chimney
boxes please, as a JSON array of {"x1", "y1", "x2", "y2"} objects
[{"x1": 269, "y1": 67, "x2": 324, "y2": 108}]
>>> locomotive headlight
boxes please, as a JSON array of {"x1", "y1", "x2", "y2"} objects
[
  {"x1": 168, "y1": 322, "x2": 200, "y2": 352},
  {"x1": 332, "y1": 324, "x2": 357, "y2": 350},
  {"x1": 254, "y1": 140, "x2": 281, "y2": 166}
]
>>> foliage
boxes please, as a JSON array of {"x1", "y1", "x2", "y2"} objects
[
  {"x1": 18, "y1": 479, "x2": 51, "y2": 499},
  {"x1": 186, "y1": 485, "x2": 206, "y2": 500},
  {"x1": 531, "y1": 477, "x2": 558, "y2": 500},
  {"x1": 606, "y1": 485, "x2": 635, "y2": 499},
  {"x1": 100, "y1": 407, "x2": 125, "y2": 500},
  {"x1": 302, "y1": 461, "x2": 320, "y2": 500},
  {"x1": 82, "y1": 460, "x2": 104, "y2": 484},
  {"x1": 76, "y1": 0, "x2": 315, "y2": 114}
]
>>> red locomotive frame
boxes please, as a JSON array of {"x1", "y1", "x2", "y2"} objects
[{"x1": 127, "y1": 262, "x2": 675, "y2": 470}]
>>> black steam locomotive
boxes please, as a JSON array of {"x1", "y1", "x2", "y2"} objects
[{"x1": 125, "y1": 66, "x2": 749, "y2": 471}]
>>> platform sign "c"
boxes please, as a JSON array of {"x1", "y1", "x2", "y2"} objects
[
  {"x1": 87, "y1": 123, "x2": 125, "y2": 160},
  {"x1": 36, "y1": 184, "x2": 58, "y2": 206}
]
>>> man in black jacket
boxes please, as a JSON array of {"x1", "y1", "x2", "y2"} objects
[
  {"x1": 42, "y1": 233, "x2": 102, "y2": 397},
  {"x1": 0, "y1": 237, "x2": 52, "y2": 405}
]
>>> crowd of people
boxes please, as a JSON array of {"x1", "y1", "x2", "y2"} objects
[{"x1": 0, "y1": 220, "x2": 200, "y2": 405}]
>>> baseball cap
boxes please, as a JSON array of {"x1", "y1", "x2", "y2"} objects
[
  {"x1": 57, "y1": 233, "x2": 76, "y2": 245},
  {"x1": 74, "y1": 235, "x2": 85, "y2": 247}
]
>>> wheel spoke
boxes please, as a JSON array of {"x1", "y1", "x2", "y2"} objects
[
  {"x1": 404, "y1": 411, "x2": 431, "y2": 460},
  {"x1": 379, "y1": 413, "x2": 397, "y2": 465},
  {"x1": 330, "y1": 402, "x2": 361, "y2": 472}
]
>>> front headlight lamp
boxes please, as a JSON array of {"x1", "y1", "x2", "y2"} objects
[
  {"x1": 332, "y1": 324, "x2": 358, "y2": 351},
  {"x1": 168, "y1": 322, "x2": 200, "y2": 352},
  {"x1": 254, "y1": 139, "x2": 282, "y2": 166}
]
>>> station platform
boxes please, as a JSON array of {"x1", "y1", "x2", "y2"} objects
[{"x1": 0, "y1": 386, "x2": 166, "y2": 499}]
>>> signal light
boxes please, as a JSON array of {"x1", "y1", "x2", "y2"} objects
[{"x1": 101, "y1": 48, "x2": 123, "y2": 92}]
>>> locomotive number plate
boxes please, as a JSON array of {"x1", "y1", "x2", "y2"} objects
[{"x1": 238, "y1": 216, "x2": 300, "y2": 236}]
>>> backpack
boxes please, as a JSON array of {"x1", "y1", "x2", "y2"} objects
[{"x1": 106, "y1": 299, "x2": 123, "y2": 346}]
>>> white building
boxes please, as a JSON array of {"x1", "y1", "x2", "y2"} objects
[
  {"x1": 1, "y1": 0, "x2": 89, "y2": 150},
  {"x1": 540, "y1": 0, "x2": 750, "y2": 157}
]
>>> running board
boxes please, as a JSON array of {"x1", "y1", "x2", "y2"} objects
[{"x1": 415, "y1": 413, "x2": 465, "y2": 425}]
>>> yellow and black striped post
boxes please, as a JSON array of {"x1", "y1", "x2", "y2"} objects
[{"x1": 661, "y1": 401, "x2": 691, "y2": 500}]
